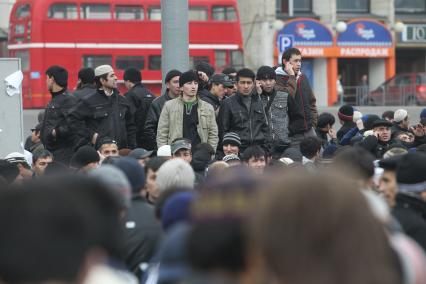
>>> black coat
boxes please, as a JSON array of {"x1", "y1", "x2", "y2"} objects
[
  {"x1": 393, "y1": 194, "x2": 426, "y2": 251},
  {"x1": 123, "y1": 197, "x2": 162, "y2": 274},
  {"x1": 337, "y1": 121, "x2": 356, "y2": 142},
  {"x1": 218, "y1": 92, "x2": 269, "y2": 151},
  {"x1": 73, "y1": 84, "x2": 96, "y2": 100},
  {"x1": 201, "y1": 92, "x2": 221, "y2": 112},
  {"x1": 40, "y1": 89, "x2": 78, "y2": 163},
  {"x1": 124, "y1": 83, "x2": 154, "y2": 148},
  {"x1": 68, "y1": 88, "x2": 137, "y2": 149},
  {"x1": 143, "y1": 91, "x2": 173, "y2": 150}
]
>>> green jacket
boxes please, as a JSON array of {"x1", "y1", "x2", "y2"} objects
[{"x1": 156, "y1": 96, "x2": 218, "y2": 150}]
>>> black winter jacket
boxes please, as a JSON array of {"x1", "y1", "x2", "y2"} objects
[
  {"x1": 201, "y1": 92, "x2": 221, "y2": 112},
  {"x1": 218, "y1": 92, "x2": 269, "y2": 150},
  {"x1": 73, "y1": 84, "x2": 96, "y2": 100},
  {"x1": 68, "y1": 88, "x2": 136, "y2": 149},
  {"x1": 143, "y1": 91, "x2": 174, "y2": 150},
  {"x1": 337, "y1": 121, "x2": 356, "y2": 142},
  {"x1": 124, "y1": 83, "x2": 154, "y2": 148},
  {"x1": 40, "y1": 89, "x2": 78, "y2": 152},
  {"x1": 393, "y1": 194, "x2": 426, "y2": 251}
]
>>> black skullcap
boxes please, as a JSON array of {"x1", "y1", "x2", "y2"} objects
[
  {"x1": 195, "y1": 61, "x2": 214, "y2": 77},
  {"x1": 78, "y1": 68, "x2": 95, "y2": 84},
  {"x1": 70, "y1": 146, "x2": 100, "y2": 169},
  {"x1": 179, "y1": 70, "x2": 198, "y2": 87},
  {"x1": 256, "y1": 66, "x2": 276, "y2": 80},
  {"x1": 165, "y1": 69, "x2": 182, "y2": 83},
  {"x1": 46, "y1": 65, "x2": 68, "y2": 88},
  {"x1": 123, "y1": 68, "x2": 141, "y2": 83}
]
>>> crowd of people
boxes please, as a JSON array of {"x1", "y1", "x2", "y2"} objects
[{"x1": 1, "y1": 47, "x2": 426, "y2": 284}]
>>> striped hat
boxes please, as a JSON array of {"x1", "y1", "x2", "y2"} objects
[
  {"x1": 338, "y1": 105, "x2": 354, "y2": 121},
  {"x1": 222, "y1": 132, "x2": 241, "y2": 147}
]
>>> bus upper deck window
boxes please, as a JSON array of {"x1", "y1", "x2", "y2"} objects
[
  {"x1": 116, "y1": 6, "x2": 144, "y2": 20},
  {"x1": 80, "y1": 4, "x2": 111, "y2": 20},
  {"x1": 212, "y1": 6, "x2": 237, "y2": 21},
  {"x1": 148, "y1": 55, "x2": 161, "y2": 70},
  {"x1": 189, "y1": 7, "x2": 208, "y2": 21},
  {"x1": 148, "y1": 7, "x2": 161, "y2": 20},
  {"x1": 15, "y1": 4, "x2": 31, "y2": 19},
  {"x1": 48, "y1": 4, "x2": 78, "y2": 19},
  {"x1": 83, "y1": 55, "x2": 112, "y2": 68}
]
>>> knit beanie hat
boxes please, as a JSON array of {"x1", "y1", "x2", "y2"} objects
[
  {"x1": 46, "y1": 65, "x2": 68, "y2": 88},
  {"x1": 421, "y1": 108, "x2": 426, "y2": 119},
  {"x1": 78, "y1": 67, "x2": 95, "y2": 84},
  {"x1": 111, "y1": 157, "x2": 145, "y2": 194},
  {"x1": 165, "y1": 69, "x2": 182, "y2": 83},
  {"x1": 394, "y1": 109, "x2": 408, "y2": 123},
  {"x1": 195, "y1": 61, "x2": 214, "y2": 77},
  {"x1": 256, "y1": 66, "x2": 277, "y2": 80},
  {"x1": 222, "y1": 132, "x2": 241, "y2": 147},
  {"x1": 94, "y1": 65, "x2": 113, "y2": 77},
  {"x1": 161, "y1": 192, "x2": 195, "y2": 232},
  {"x1": 338, "y1": 105, "x2": 354, "y2": 121},
  {"x1": 222, "y1": 154, "x2": 240, "y2": 163},
  {"x1": 362, "y1": 114, "x2": 380, "y2": 131},
  {"x1": 179, "y1": 70, "x2": 198, "y2": 87},
  {"x1": 396, "y1": 152, "x2": 426, "y2": 194},
  {"x1": 123, "y1": 67, "x2": 141, "y2": 83},
  {"x1": 70, "y1": 146, "x2": 100, "y2": 169}
]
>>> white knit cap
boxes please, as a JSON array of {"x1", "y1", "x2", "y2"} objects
[
  {"x1": 157, "y1": 145, "x2": 172, "y2": 157},
  {"x1": 394, "y1": 109, "x2": 408, "y2": 123},
  {"x1": 156, "y1": 158, "x2": 195, "y2": 191},
  {"x1": 94, "y1": 65, "x2": 114, "y2": 77}
]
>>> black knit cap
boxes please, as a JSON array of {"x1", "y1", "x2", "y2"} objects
[
  {"x1": 46, "y1": 65, "x2": 68, "y2": 88},
  {"x1": 195, "y1": 61, "x2": 214, "y2": 77},
  {"x1": 165, "y1": 69, "x2": 182, "y2": 83},
  {"x1": 396, "y1": 152, "x2": 426, "y2": 192},
  {"x1": 70, "y1": 146, "x2": 100, "y2": 168},
  {"x1": 123, "y1": 67, "x2": 141, "y2": 83},
  {"x1": 179, "y1": 70, "x2": 198, "y2": 87},
  {"x1": 256, "y1": 66, "x2": 276, "y2": 80},
  {"x1": 223, "y1": 132, "x2": 241, "y2": 147},
  {"x1": 338, "y1": 105, "x2": 354, "y2": 121},
  {"x1": 78, "y1": 67, "x2": 95, "y2": 84},
  {"x1": 378, "y1": 155, "x2": 403, "y2": 171}
]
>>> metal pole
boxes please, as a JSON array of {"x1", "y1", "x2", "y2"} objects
[
  {"x1": 161, "y1": 0, "x2": 189, "y2": 91},
  {"x1": 288, "y1": 0, "x2": 293, "y2": 17}
]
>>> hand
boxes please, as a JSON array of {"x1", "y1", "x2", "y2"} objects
[
  {"x1": 255, "y1": 80, "x2": 262, "y2": 95},
  {"x1": 356, "y1": 119, "x2": 364, "y2": 131},
  {"x1": 52, "y1": 129, "x2": 56, "y2": 137},
  {"x1": 410, "y1": 124, "x2": 425, "y2": 137},
  {"x1": 97, "y1": 151, "x2": 106, "y2": 164},
  {"x1": 91, "y1": 133, "x2": 98, "y2": 145},
  {"x1": 284, "y1": 62, "x2": 295, "y2": 76},
  {"x1": 197, "y1": 71, "x2": 208, "y2": 83},
  {"x1": 328, "y1": 128, "x2": 337, "y2": 139}
]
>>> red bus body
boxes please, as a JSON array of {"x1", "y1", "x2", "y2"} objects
[{"x1": 8, "y1": 0, "x2": 243, "y2": 108}]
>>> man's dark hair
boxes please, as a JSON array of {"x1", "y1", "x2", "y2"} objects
[
  {"x1": 333, "y1": 147, "x2": 375, "y2": 180},
  {"x1": 145, "y1": 156, "x2": 168, "y2": 175},
  {"x1": 0, "y1": 160, "x2": 19, "y2": 184},
  {"x1": 78, "y1": 67, "x2": 95, "y2": 85},
  {"x1": 236, "y1": 68, "x2": 255, "y2": 82},
  {"x1": 192, "y1": 143, "x2": 215, "y2": 156},
  {"x1": 281, "y1": 47, "x2": 302, "y2": 63},
  {"x1": 222, "y1": 67, "x2": 237, "y2": 75},
  {"x1": 46, "y1": 65, "x2": 68, "y2": 88},
  {"x1": 95, "y1": 73, "x2": 109, "y2": 89},
  {"x1": 33, "y1": 149, "x2": 53, "y2": 164},
  {"x1": 123, "y1": 67, "x2": 142, "y2": 84},
  {"x1": 382, "y1": 110, "x2": 394, "y2": 121},
  {"x1": 317, "y1": 112, "x2": 336, "y2": 129},
  {"x1": 241, "y1": 146, "x2": 266, "y2": 162},
  {"x1": 300, "y1": 137, "x2": 322, "y2": 159}
]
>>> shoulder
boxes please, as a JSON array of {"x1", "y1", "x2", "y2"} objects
[{"x1": 199, "y1": 100, "x2": 214, "y2": 112}]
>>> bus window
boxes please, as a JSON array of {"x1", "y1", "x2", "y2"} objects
[
  {"x1": 115, "y1": 5, "x2": 144, "y2": 20},
  {"x1": 15, "y1": 4, "x2": 30, "y2": 19},
  {"x1": 214, "y1": 51, "x2": 227, "y2": 69},
  {"x1": 14, "y1": 50, "x2": 30, "y2": 71},
  {"x1": 189, "y1": 7, "x2": 208, "y2": 21},
  {"x1": 48, "y1": 3, "x2": 78, "y2": 19},
  {"x1": 116, "y1": 56, "x2": 145, "y2": 70},
  {"x1": 83, "y1": 55, "x2": 112, "y2": 68},
  {"x1": 212, "y1": 6, "x2": 237, "y2": 21},
  {"x1": 14, "y1": 24, "x2": 26, "y2": 35},
  {"x1": 148, "y1": 7, "x2": 161, "y2": 20},
  {"x1": 190, "y1": 56, "x2": 210, "y2": 69},
  {"x1": 80, "y1": 4, "x2": 111, "y2": 19},
  {"x1": 148, "y1": 55, "x2": 161, "y2": 70},
  {"x1": 231, "y1": 50, "x2": 244, "y2": 69}
]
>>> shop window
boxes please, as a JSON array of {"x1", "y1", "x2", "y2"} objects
[
  {"x1": 230, "y1": 50, "x2": 244, "y2": 69},
  {"x1": 190, "y1": 56, "x2": 210, "y2": 69},
  {"x1": 212, "y1": 6, "x2": 237, "y2": 21},
  {"x1": 116, "y1": 56, "x2": 145, "y2": 70},
  {"x1": 276, "y1": 0, "x2": 312, "y2": 14},
  {"x1": 15, "y1": 4, "x2": 30, "y2": 19},
  {"x1": 48, "y1": 3, "x2": 78, "y2": 19},
  {"x1": 80, "y1": 4, "x2": 111, "y2": 19},
  {"x1": 395, "y1": 0, "x2": 426, "y2": 13},
  {"x1": 149, "y1": 55, "x2": 161, "y2": 70},
  {"x1": 214, "y1": 51, "x2": 227, "y2": 69},
  {"x1": 15, "y1": 50, "x2": 30, "y2": 71},
  {"x1": 148, "y1": 7, "x2": 161, "y2": 20},
  {"x1": 116, "y1": 5, "x2": 144, "y2": 20},
  {"x1": 83, "y1": 55, "x2": 112, "y2": 68},
  {"x1": 337, "y1": 0, "x2": 369, "y2": 13},
  {"x1": 189, "y1": 7, "x2": 208, "y2": 21}
]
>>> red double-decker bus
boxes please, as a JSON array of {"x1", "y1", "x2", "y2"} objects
[{"x1": 8, "y1": 0, "x2": 244, "y2": 108}]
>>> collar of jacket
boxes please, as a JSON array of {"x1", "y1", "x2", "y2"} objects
[
  {"x1": 206, "y1": 92, "x2": 220, "y2": 104},
  {"x1": 50, "y1": 88, "x2": 67, "y2": 98},
  {"x1": 98, "y1": 88, "x2": 119, "y2": 97},
  {"x1": 131, "y1": 82, "x2": 143, "y2": 90},
  {"x1": 275, "y1": 66, "x2": 302, "y2": 80},
  {"x1": 236, "y1": 91, "x2": 258, "y2": 103}
]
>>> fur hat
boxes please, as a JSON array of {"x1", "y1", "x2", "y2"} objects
[{"x1": 179, "y1": 70, "x2": 198, "y2": 87}]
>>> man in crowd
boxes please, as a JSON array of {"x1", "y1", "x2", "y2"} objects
[
  {"x1": 275, "y1": 48, "x2": 318, "y2": 148},
  {"x1": 337, "y1": 105, "x2": 356, "y2": 141},
  {"x1": 222, "y1": 67, "x2": 238, "y2": 96},
  {"x1": 256, "y1": 65, "x2": 305, "y2": 158},
  {"x1": 218, "y1": 132, "x2": 241, "y2": 160},
  {"x1": 32, "y1": 150, "x2": 53, "y2": 178},
  {"x1": 300, "y1": 137, "x2": 322, "y2": 172},
  {"x1": 195, "y1": 61, "x2": 215, "y2": 99},
  {"x1": 219, "y1": 68, "x2": 269, "y2": 152},
  {"x1": 123, "y1": 67, "x2": 154, "y2": 149},
  {"x1": 171, "y1": 138, "x2": 193, "y2": 164},
  {"x1": 128, "y1": 148, "x2": 153, "y2": 167},
  {"x1": 360, "y1": 119, "x2": 398, "y2": 158},
  {"x1": 4, "y1": 152, "x2": 33, "y2": 180},
  {"x1": 68, "y1": 64, "x2": 136, "y2": 150},
  {"x1": 70, "y1": 145, "x2": 100, "y2": 173},
  {"x1": 157, "y1": 70, "x2": 218, "y2": 150},
  {"x1": 144, "y1": 70, "x2": 182, "y2": 150},
  {"x1": 242, "y1": 145, "x2": 267, "y2": 174},
  {"x1": 201, "y1": 73, "x2": 234, "y2": 115},
  {"x1": 378, "y1": 155, "x2": 401, "y2": 208},
  {"x1": 97, "y1": 137, "x2": 119, "y2": 158},
  {"x1": 144, "y1": 157, "x2": 168, "y2": 204},
  {"x1": 315, "y1": 112, "x2": 337, "y2": 148},
  {"x1": 73, "y1": 67, "x2": 96, "y2": 100},
  {"x1": 391, "y1": 108, "x2": 409, "y2": 137},
  {"x1": 40, "y1": 65, "x2": 78, "y2": 164},
  {"x1": 28, "y1": 124, "x2": 44, "y2": 154}
]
